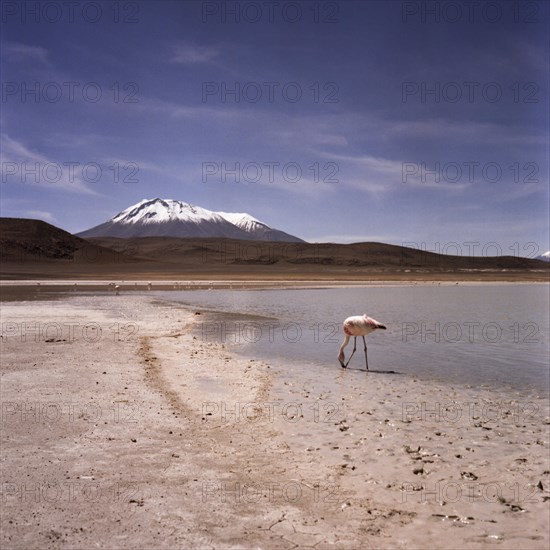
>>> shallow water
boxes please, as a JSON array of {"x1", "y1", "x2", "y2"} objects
[{"x1": 161, "y1": 284, "x2": 549, "y2": 395}]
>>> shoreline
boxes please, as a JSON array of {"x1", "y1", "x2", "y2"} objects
[
  {"x1": 188, "y1": 304, "x2": 550, "y2": 401},
  {"x1": 1, "y1": 294, "x2": 549, "y2": 549},
  {"x1": 1, "y1": 278, "x2": 548, "y2": 302}
]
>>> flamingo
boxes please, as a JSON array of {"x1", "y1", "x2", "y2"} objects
[{"x1": 338, "y1": 315, "x2": 387, "y2": 369}]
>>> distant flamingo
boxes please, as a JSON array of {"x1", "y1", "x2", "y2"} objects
[{"x1": 338, "y1": 315, "x2": 387, "y2": 369}]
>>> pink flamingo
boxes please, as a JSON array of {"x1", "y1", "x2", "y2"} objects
[{"x1": 338, "y1": 315, "x2": 387, "y2": 369}]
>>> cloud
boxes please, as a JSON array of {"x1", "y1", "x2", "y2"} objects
[
  {"x1": 253, "y1": 171, "x2": 335, "y2": 198},
  {"x1": 23, "y1": 210, "x2": 57, "y2": 223},
  {"x1": 136, "y1": 155, "x2": 336, "y2": 199},
  {"x1": 387, "y1": 117, "x2": 549, "y2": 146},
  {"x1": 96, "y1": 90, "x2": 546, "y2": 201},
  {"x1": 0, "y1": 134, "x2": 97, "y2": 195},
  {"x1": 311, "y1": 150, "x2": 473, "y2": 194},
  {"x1": 170, "y1": 42, "x2": 220, "y2": 65},
  {"x1": 132, "y1": 96, "x2": 252, "y2": 122},
  {"x1": 478, "y1": 39, "x2": 547, "y2": 80},
  {"x1": 3, "y1": 42, "x2": 49, "y2": 64}
]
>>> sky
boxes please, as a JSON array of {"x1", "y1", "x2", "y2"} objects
[{"x1": 1, "y1": 0, "x2": 548, "y2": 256}]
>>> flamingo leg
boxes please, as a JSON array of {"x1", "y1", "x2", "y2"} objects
[
  {"x1": 362, "y1": 336, "x2": 369, "y2": 370},
  {"x1": 345, "y1": 337, "x2": 357, "y2": 368}
]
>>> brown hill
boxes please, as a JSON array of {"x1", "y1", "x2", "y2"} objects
[
  {"x1": 88, "y1": 236, "x2": 548, "y2": 270},
  {"x1": 1, "y1": 218, "x2": 548, "y2": 281},
  {"x1": 0, "y1": 218, "x2": 135, "y2": 265}
]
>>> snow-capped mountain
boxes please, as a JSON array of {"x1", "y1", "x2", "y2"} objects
[
  {"x1": 217, "y1": 212, "x2": 282, "y2": 241},
  {"x1": 537, "y1": 251, "x2": 550, "y2": 262},
  {"x1": 77, "y1": 199, "x2": 304, "y2": 242}
]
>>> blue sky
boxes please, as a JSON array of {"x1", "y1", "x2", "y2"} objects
[{"x1": 1, "y1": 0, "x2": 548, "y2": 256}]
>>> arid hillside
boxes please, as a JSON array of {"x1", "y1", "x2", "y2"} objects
[{"x1": 1, "y1": 218, "x2": 548, "y2": 282}]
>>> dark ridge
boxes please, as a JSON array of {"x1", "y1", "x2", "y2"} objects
[
  {"x1": 0, "y1": 218, "x2": 135, "y2": 264},
  {"x1": 1, "y1": 218, "x2": 548, "y2": 280}
]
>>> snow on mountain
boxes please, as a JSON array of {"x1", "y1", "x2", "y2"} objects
[
  {"x1": 112, "y1": 199, "x2": 225, "y2": 225},
  {"x1": 217, "y1": 211, "x2": 279, "y2": 240},
  {"x1": 217, "y1": 212, "x2": 262, "y2": 228},
  {"x1": 537, "y1": 251, "x2": 550, "y2": 261},
  {"x1": 77, "y1": 198, "x2": 304, "y2": 242}
]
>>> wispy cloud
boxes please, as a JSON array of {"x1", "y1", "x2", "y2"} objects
[
  {"x1": 0, "y1": 134, "x2": 97, "y2": 195},
  {"x1": 312, "y1": 150, "x2": 473, "y2": 194},
  {"x1": 104, "y1": 91, "x2": 547, "y2": 202},
  {"x1": 2, "y1": 42, "x2": 49, "y2": 64},
  {"x1": 478, "y1": 38, "x2": 547, "y2": 80},
  {"x1": 387, "y1": 117, "x2": 549, "y2": 146},
  {"x1": 169, "y1": 42, "x2": 220, "y2": 65},
  {"x1": 132, "y1": 155, "x2": 336, "y2": 199},
  {"x1": 23, "y1": 210, "x2": 57, "y2": 223},
  {"x1": 131, "y1": 96, "x2": 252, "y2": 121}
]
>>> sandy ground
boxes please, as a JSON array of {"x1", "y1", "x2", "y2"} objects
[{"x1": 1, "y1": 294, "x2": 549, "y2": 549}]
